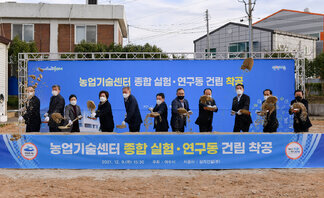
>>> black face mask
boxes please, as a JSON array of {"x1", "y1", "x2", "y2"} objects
[
  {"x1": 177, "y1": 96, "x2": 184, "y2": 100},
  {"x1": 295, "y1": 96, "x2": 302, "y2": 101}
]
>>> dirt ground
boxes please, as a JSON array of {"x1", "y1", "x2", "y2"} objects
[
  {"x1": 0, "y1": 118, "x2": 323, "y2": 197},
  {"x1": 0, "y1": 169, "x2": 323, "y2": 198}
]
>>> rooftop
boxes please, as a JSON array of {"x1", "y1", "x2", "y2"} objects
[
  {"x1": 253, "y1": 9, "x2": 324, "y2": 25},
  {"x1": 0, "y1": 2, "x2": 127, "y2": 37},
  {"x1": 193, "y1": 22, "x2": 318, "y2": 43},
  {"x1": 0, "y1": 36, "x2": 11, "y2": 45}
]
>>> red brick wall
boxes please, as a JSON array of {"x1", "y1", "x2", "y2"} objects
[
  {"x1": 58, "y1": 24, "x2": 75, "y2": 52},
  {"x1": 34, "y1": 24, "x2": 50, "y2": 52},
  {"x1": 0, "y1": 23, "x2": 11, "y2": 40},
  {"x1": 97, "y1": 24, "x2": 114, "y2": 46},
  {"x1": 118, "y1": 29, "x2": 123, "y2": 45}
]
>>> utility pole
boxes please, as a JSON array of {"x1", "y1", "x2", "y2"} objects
[
  {"x1": 238, "y1": 0, "x2": 256, "y2": 57},
  {"x1": 127, "y1": 24, "x2": 130, "y2": 44},
  {"x1": 247, "y1": 0, "x2": 253, "y2": 56},
  {"x1": 205, "y1": 9, "x2": 210, "y2": 57}
]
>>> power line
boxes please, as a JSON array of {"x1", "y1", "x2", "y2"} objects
[{"x1": 130, "y1": 16, "x2": 247, "y2": 42}]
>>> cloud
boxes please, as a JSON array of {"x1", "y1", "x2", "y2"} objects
[{"x1": 1, "y1": 0, "x2": 323, "y2": 52}]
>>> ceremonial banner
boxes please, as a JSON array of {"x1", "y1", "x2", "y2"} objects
[
  {"x1": 0, "y1": 133, "x2": 323, "y2": 169},
  {"x1": 28, "y1": 59, "x2": 295, "y2": 132}
]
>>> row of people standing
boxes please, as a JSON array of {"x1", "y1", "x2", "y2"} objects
[{"x1": 20, "y1": 84, "x2": 311, "y2": 133}]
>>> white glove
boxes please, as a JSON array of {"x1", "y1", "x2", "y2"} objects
[
  {"x1": 188, "y1": 110, "x2": 193, "y2": 115},
  {"x1": 44, "y1": 116, "x2": 50, "y2": 122},
  {"x1": 44, "y1": 113, "x2": 48, "y2": 117},
  {"x1": 77, "y1": 115, "x2": 83, "y2": 120},
  {"x1": 231, "y1": 110, "x2": 236, "y2": 116},
  {"x1": 237, "y1": 110, "x2": 242, "y2": 115},
  {"x1": 91, "y1": 113, "x2": 96, "y2": 118},
  {"x1": 68, "y1": 120, "x2": 73, "y2": 126},
  {"x1": 148, "y1": 107, "x2": 153, "y2": 112},
  {"x1": 122, "y1": 121, "x2": 126, "y2": 125},
  {"x1": 18, "y1": 116, "x2": 24, "y2": 122}
]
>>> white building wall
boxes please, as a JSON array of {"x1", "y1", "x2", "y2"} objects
[
  {"x1": 0, "y1": 43, "x2": 8, "y2": 119},
  {"x1": 273, "y1": 33, "x2": 316, "y2": 59}
]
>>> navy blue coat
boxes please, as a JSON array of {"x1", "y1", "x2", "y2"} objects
[
  {"x1": 195, "y1": 98, "x2": 217, "y2": 126},
  {"x1": 124, "y1": 94, "x2": 143, "y2": 127},
  {"x1": 232, "y1": 94, "x2": 253, "y2": 129},
  {"x1": 171, "y1": 97, "x2": 190, "y2": 131},
  {"x1": 47, "y1": 94, "x2": 65, "y2": 128},
  {"x1": 289, "y1": 98, "x2": 312, "y2": 132},
  {"x1": 23, "y1": 96, "x2": 41, "y2": 132},
  {"x1": 96, "y1": 101, "x2": 114, "y2": 132},
  {"x1": 153, "y1": 102, "x2": 169, "y2": 132}
]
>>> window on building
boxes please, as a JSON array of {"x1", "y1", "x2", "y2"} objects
[
  {"x1": 75, "y1": 25, "x2": 97, "y2": 44},
  {"x1": 228, "y1": 41, "x2": 259, "y2": 52},
  {"x1": 87, "y1": 0, "x2": 97, "y2": 4},
  {"x1": 12, "y1": 24, "x2": 34, "y2": 42},
  {"x1": 205, "y1": 48, "x2": 216, "y2": 57}
]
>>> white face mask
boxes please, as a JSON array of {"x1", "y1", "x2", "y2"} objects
[
  {"x1": 100, "y1": 97, "x2": 107, "y2": 102},
  {"x1": 156, "y1": 100, "x2": 162, "y2": 105},
  {"x1": 52, "y1": 90, "x2": 58, "y2": 96},
  {"x1": 27, "y1": 92, "x2": 34, "y2": 98},
  {"x1": 70, "y1": 100, "x2": 77, "y2": 106},
  {"x1": 264, "y1": 96, "x2": 269, "y2": 101},
  {"x1": 123, "y1": 93, "x2": 130, "y2": 99},
  {"x1": 236, "y1": 89, "x2": 243, "y2": 95}
]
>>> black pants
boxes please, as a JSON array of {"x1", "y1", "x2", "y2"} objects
[
  {"x1": 71, "y1": 122, "x2": 80, "y2": 132},
  {"x1": 263, "y1": 126, "x2": 277, "y2": 133},
  {"x1": 101, "y1": 128, "x2": 114, "y2": 132},
  {"x1": 129, "y1": 124, "x2": 141, "y2": 132},
  {"x1": 26, "y1": 124, "x2": 41, "y2": 132},
  {"x1": 233, "y1": 122, "x2": 250, "y2": 132},
  {"x1": 172, "y1": 126, "x2": 184, "y2": 132},
  {"x1": 294, "y1": 127, "x2": 309, "y2": 132},
  {"x1": 199, "y1": 124, "x2": 212, "y2": 132},
  {"x1": 49, "y1": 126, "x2": 61, "y2": 132},
  {"x1": 155, "y1": 128, "x2": 168, "y2": 132}
]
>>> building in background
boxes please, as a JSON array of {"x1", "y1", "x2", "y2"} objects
[
  {"x1": 0, "y1": 1, "x2": 127, "y2": 54},
  {"x1": 0, "y1": 36, "x2": 11, "y2": 122},
  {"x1": 253, "y1": 9, "x2": 324, "y2": 56},
  {"x1": 193, "y1": 22, "x2": 317, "y2": 59}
]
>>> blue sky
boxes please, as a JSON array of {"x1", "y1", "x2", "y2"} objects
[{"x1": 1, "y1": 0, "x2": 323, "y2": 52}]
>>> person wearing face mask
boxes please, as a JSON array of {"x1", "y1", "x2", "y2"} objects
[
  {"x1": 122, "y1": 87, "x2": 142, "y2": 132},
  {"x1": 45, "y1": 85, "x2": 65, "y2": 132},
  {"x1": 195, "y1": 88, "x2": 218, "y2": 132},
  {"x1": 91, "y1": 91, "x2": 114, "y2": 132},
  {"x1": 261, "y1": 89, "x2": 278, "y2": 132},
  {"x1": 171, "y1": 88, "x2": 192, "y2": 132},
  {"x1": 64, "y1": 94, "x2": 82, "y2": 132},
  {"x1": 152, "y1": 93, "x2": 169, "y2": 132},
  {"x1": 19, "y1": 86, "x2": 41, "y2": 132},
  {"x1": 289, "y1": 89, "x2": 312, "y2": 132},
  {"x1": 231, "y1": 84, "x2": 252, "y2": 132}
]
